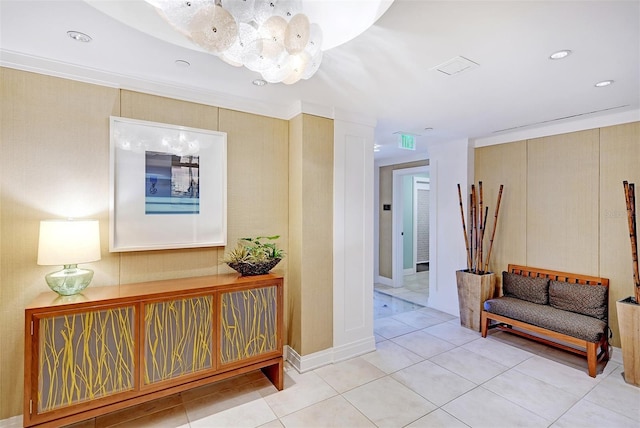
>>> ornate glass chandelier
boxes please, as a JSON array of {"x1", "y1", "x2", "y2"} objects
[{"x1": 146, "y1": 0, "x2": 323, "y2": 84}]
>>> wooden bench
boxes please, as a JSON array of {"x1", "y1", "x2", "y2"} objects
[{"x1": 481, "y1": 264, "x2": 610, "y2": 377}]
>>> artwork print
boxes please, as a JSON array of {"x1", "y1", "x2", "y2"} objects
[
  {"x1": 145, "y1": 152, "x2": 200, "y2": 214},
  {"x1": 110, "y1": 116, "x2": 227, "y2": 252}
]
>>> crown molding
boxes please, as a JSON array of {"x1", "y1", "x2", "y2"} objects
[
  {"x1": 0, "y1": 49, "x2": 297, "y2": 121},
  {"x1": 473, "y1": 108, "x2": 640, "y2": 147}
]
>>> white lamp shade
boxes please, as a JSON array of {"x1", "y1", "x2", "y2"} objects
[{"x1": 37, "y1": 220, "x2": 101, "y2": 266}]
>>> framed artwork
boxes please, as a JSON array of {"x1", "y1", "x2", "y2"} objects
[{"x1": 109, "y1": 116, "x2": 227, "y2": 252}]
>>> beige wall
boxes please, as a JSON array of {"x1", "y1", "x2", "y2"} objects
[
  {"x1": 288, "y1": 114, "x2": 334, "y2": 355},
  {"x1": 0, "y1": 68, "x2": 293, "y2": 419},
  {"x1": 378, "y1": 160, "x2": 428, "y2": 278},
  {"x1": 475, "y1": 122, "x2": 640, "y2": 347}
]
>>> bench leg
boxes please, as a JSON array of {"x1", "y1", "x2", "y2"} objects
[
  {"x1": 600, "y1": 336, "x2": 610, "y2": 361},
  {"x1": 587, "y1": 342, "x2": 597, "y2": 378},
  {"x1": 480, "y1": 311, "x2": 488, "y2": 338}
]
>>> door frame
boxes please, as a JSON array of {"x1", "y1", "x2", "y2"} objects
[
  {"x1": 413, "y1": 177, "x2": 430, "y2": 267},
  {"x1": 392, "y1": 166, "x2": 429, "y2": 287}
]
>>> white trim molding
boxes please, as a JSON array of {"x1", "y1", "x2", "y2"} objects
[{"x1": 284, "y1": 336, "x2": 376, "y2": 373}]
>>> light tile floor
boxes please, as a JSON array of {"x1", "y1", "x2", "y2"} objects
[
  {"x1": 374, "y1": 271, "x2": 429, "y2": 308},
  {"x1": 4, "y1": 302, "x2": 638, "y2": 428}
]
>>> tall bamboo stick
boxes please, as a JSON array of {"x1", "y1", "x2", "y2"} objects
[
  {"x1": 471, "y1": 185, "x2": 477, "y2": 272},
  {"x1": 457, "y1": 184, "x2": 472, "y2": 271},
  {"x1": 478, "y1": 181, "x2": 484, "y2": 273},
  {"x1": 484, "y1": 184, "x2": 504, "y2": 273},
  {"x1": 623, "y1": 181, "x2": 640, "y2": 302}
]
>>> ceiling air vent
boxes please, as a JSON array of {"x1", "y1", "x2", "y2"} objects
[{"x1": 432, "y1": 56, "x2": 479, "y2": 76}]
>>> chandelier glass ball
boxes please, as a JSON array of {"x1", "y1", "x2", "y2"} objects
[{"x1": 147, "y1": 0, "x2": 323, "y2": 84}]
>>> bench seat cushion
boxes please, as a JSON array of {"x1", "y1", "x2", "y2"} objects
[{"x1": 483, "y1": 297, "x2": 606, "y2": 342}]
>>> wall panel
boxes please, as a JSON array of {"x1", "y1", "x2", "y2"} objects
[
  {"x1": 475, "y1": 141, "x2": 527, "y2": 283},
  {"x1": 0, "y1": 68, "x2": 120, "y2": 418},
  {"x1": 118, "y1": 91, "x2": 221, "y2": 283},
  {"x1": 599, "y1": 122, "x2": 640, "y2": 347},
  {"x1": 287, "y1": 114, "x2": 333, "y2": 356},
  {"x1": 526, "y1": 130, "x2": 600, "y2": 275}
]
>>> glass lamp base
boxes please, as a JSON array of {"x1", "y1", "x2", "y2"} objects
[{"x1": 45, "y1": 264, "x2": 94, "y2": 296}]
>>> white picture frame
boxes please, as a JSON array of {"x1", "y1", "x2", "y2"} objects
[{"x1": 109, "y1": 116, "x2": 227, "y2": 252}]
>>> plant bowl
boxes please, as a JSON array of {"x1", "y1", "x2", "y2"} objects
[{"x1": 227, "y1": 258, "x2": 281, "y2": 276}]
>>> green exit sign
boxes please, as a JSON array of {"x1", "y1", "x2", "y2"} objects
[{"x1": 399, "y1": 134, "x2": 416, "y2": 150}]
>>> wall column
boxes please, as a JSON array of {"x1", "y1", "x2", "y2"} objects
[
  {"x1": 333, "y1": 115, "x2": 376, "y2": 362},
  {"x1": 427, "y1": 139, "x2": 473, "y2": 315}
]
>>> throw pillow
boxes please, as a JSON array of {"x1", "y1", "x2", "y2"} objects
[
  {"x1": 549, "y1": 280, "x2": 608, "y2": 320},
  {"x1": 502, "y1": 271, "x2": 549, "y2": 305}
]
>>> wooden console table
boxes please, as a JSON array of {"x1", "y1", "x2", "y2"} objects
[{"x1": 23, "y1": 273, "x2": 283, "y2": 427}]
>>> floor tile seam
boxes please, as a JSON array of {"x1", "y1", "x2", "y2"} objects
[
  {"x1": 397, "y1": 405, "x2": 441, "y2": 428},
  {"x1": 480, "y1": 367, "x2": 585, "y2": 414},
  {"x1": 389, "y1": 370, "x2": 469, "y2": 410},
  {"x1": 509, "y1": 360, "x2": 601, "y2": 398},
  {"x1": 420, "y1": 331, "x2": 479, "y2": 348},
  {"x1": 320, "y1": 370, "x2": 390, "y2": 396},
  {"x1": 460, "y1": 341, "x2": 537, "y2": 369},
  {"x1": 579, "y1": 394, "x2": 640, "y2": 424},
  {"x1": 332, "y1": 393, "x2": 380, "y2": 428},
  {"x1": 580, "y1": 378, "x2": 640, "y2": 423},
  {"x1": 426, "y1": 351, "x2": 507, "y2": 387},
  {"x1": 470, "y1": 384, "x2": 557, "y2": 425},
  {"x1": 434, "y1": 407, "x2": 473, "y2": 428}
]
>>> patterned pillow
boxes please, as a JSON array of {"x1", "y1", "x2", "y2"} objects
[
  {"x1": 502, "y1": 271, "x2": 550, "y2": 304},
  {"x1": 549, "y1": 280, "x2": 608, "y2": 320}
]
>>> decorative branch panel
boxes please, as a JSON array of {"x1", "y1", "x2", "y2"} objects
[
  {"x1": 220, "y1": 286, "x2": 278, "y2": 364},
  {"x1": 144, "y1": 295, "x2": 213, "y2": 384},
  {"x1": 37, "y1": 307, "x2": 135, "y2": 412}
]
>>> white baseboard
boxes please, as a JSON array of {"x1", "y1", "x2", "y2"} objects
[
  {"x1": 404, "y1": 268, "x2": 416, "y2": 275},
  {"x1": 285, "y1": 346, "x2": 333, "y2": 373},
  {"x1": 332, "y1": 336, "x2": 376, "y2": 363},
  {"x1": 285, "y1": 336, "x2": 376, "y2": 373}
]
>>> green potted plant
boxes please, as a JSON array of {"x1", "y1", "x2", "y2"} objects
[
  {"x1": 617, "y1": 181, "x2": 640, "y2": 387},
  {"x1": 223, "y1": 235, "x2": 285, "y2": 276}
]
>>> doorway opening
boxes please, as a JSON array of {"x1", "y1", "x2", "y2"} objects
[{"x1": 374, "y1": 165, "x2": 429, "y2": 317}]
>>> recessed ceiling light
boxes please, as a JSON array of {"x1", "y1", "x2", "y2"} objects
[
  {"x1": 175, "y1": 60, "x2": 190, "y2": 68},
  {"x1": 67, "y1": 31, "x2": 92, "y2": 43},
  {"x1": 252, "y1": 79, "x2": 267, "y2": 86},
  {"x1": 595, "y1": 80, "x2": 614, "y2": 87},
  {"x1": 549, "y1": 50, "x2": 571, "y2": 60}
]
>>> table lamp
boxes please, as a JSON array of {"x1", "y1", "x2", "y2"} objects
[{"x1": 37, "y1": 219, "x2": 101, "y2": 296}]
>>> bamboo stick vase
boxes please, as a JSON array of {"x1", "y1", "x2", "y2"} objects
[
  {"x1": 616, "y1": 297, "x2": 640, "y2": 387},
  {"x1": 456, "y1": 270, "x2": 496, "y2": 331}
]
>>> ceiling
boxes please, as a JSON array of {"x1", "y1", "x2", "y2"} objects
[{"x1": 1, "y1": 1, "x2": 639, "y2": 162}]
